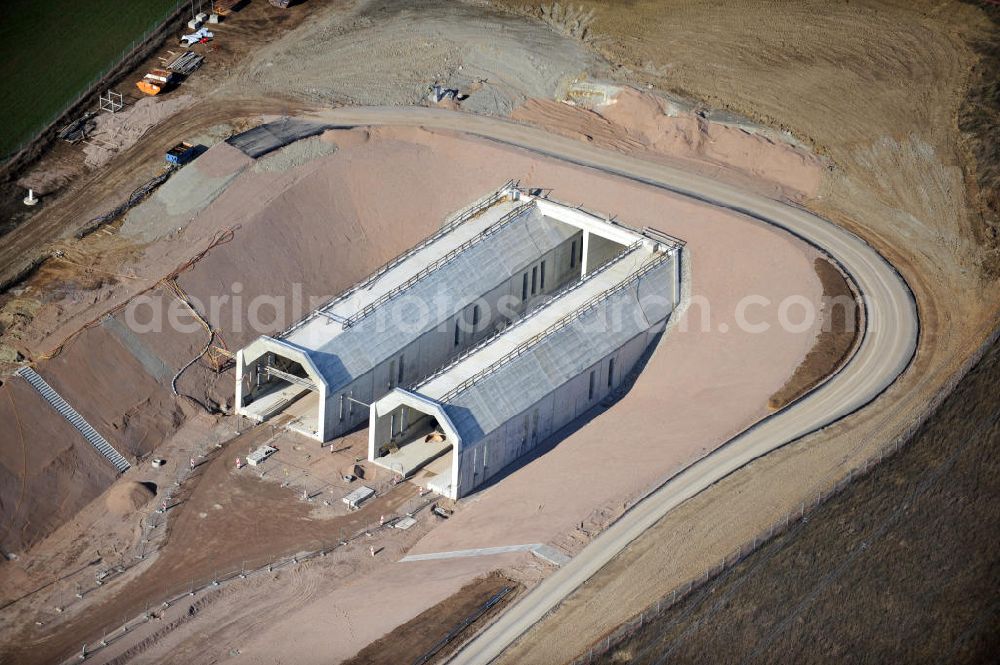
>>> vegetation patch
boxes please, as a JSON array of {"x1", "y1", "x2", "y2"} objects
[{"x1": 0, "y1": 0, "x2": 178, "y2": 158}]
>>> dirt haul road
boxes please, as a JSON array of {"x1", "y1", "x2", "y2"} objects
[{"x1": 291, "y1": 106, "x2": 918, "y2": 664}]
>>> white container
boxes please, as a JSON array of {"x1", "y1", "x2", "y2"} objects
[
  {"x1": 247, "y1": 445, "x2": 277, "y2": 466},
  {"x1": 342, "y1": 486, "x2": 375, "y2": 510},
  {"x1": 208, "y1": 13, "x2": 220, "y2": 23},
  {"x1": 195, "y1": 12, "x2": 208, "y2": 22},
  {"x1": 187, "y1": 18, "x2": 202, "y2": 30}
]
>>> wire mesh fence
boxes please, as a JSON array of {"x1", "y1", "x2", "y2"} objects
[
  {"x1": 1, "y1": 0, "x2": 188, "y2": 165},
  {"x1": 55, "y1": 488, "x2": 437, "y2": 663}
]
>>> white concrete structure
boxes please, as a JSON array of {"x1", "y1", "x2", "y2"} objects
[
  {"x1": 236, "y1": 183, "x2": 683, "y2": 471},
  {"x1": 368, "y1": 209, "x2": 684, "y2": 500},
  {"x1": 237, "y1": 183, "x2": 582, "y2": 439}
]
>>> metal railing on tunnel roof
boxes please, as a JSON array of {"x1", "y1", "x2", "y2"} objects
[
  {"x1": 339, "y1": 200, "x2": 537, "y2": 329},
  {"x1": 279, "y1": 180, "x2": 517, "y2": 338},
  {"x1": 412, "y1": 239, "x2": 646, "y2": 393},
  {"x1": 437, "y1": 248, "x2": 674, "y2": 404},
  {"x1": 517, "y1": 188, "x2": 687, "y2": 250}
]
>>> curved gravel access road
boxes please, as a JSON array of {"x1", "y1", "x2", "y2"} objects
[{"x1": 308, "y1": 106, "x2": 919, "y2": 664}]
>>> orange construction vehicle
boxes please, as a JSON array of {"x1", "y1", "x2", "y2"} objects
[
  {"x1": 213, "y1": 0, "x2": 240, "y2": 15},
  {"x1": 136, "y1": 69, "x2": 176, "y2": 96}
]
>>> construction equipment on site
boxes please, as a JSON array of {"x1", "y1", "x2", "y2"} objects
[
  {"x1": 213, "y1": 0, "x2": 241, "y2": 15},
  {"x1": 16, "y1": 367, "x2": 132, "y2": 473},
  {"x1": 136, "y1": 69, "x2": 176, "y2": 96},
  {"x1": 431, "y1": 503, "x2": 453, "y2": 519},
  {"x1": 429, "y1": 84, "x2": 462, "y2": 103},
  {"x1": 166, "y1": 141, "x2": 198, "y2": 166},
  {"x1": 99, "y1": 90, "x2": 124, "y2": 114},
  {"x1": 341, "y1": 463, "x2": 364, "y2": 482},
  {"x1": 269, "y1": 0, "x2": 292, "y2": 8}
]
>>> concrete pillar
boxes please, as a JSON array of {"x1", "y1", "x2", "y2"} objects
[
  {"x1": 367, "y1": 402, "x2": 379, "y2": 461},
  {"x1": 234, "y1": 350, "x2": 245, "y2": 410},
  {"x1": 581, "y1": 230, "x2": 591, "y2": 276},
  {"x1": 674, "y1": 248, "x2": 682, "y2": 306},
  {"x1": 317, "y1": 389, "x2": 327, "y2": 442}
]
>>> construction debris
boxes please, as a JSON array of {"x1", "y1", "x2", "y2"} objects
[
  {"x1": 212, "y1": 0, "x2": 241, "y2": 16},
  {"x1": 165, "y1": 141, "x2": 198, "y2": 166},
  {"x1": 57, "y1": 112, "x2": 97, "y2": 143},
  {"x1": 180, "y1": 27, "x2": 214, "y2": 47}
]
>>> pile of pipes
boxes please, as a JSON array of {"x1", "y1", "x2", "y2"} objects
[
  {"x1": 167, "y1": 51, "x2": 204, "y2": 75},
  {"x1": 58, "y1": 112, "x2": 97, "y2": 143},
  {"x1": 76, "y1": 168, "x2": 176, "y2": 238}
]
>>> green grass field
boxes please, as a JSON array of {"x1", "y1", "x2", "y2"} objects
[{"x1": 0, "y1": 0, "x2": 181, "y2": 159}]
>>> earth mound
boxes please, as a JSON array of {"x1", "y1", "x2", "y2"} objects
[{"x1": 105, "y1": 481, "x2": 156, "y2": 517}]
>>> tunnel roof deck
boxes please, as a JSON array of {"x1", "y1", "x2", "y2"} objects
[{"x1": 265, "y1": 195, "x2": 586, "y2": 393}]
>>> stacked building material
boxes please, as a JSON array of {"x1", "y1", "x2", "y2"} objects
[{"x1": 167, "y1": 51, "x2": 204, "y2": 75}]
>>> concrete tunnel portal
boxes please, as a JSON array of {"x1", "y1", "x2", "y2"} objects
[
  {"x1": 236, "y1": 337, "x2": 329, "y2": 440},
  {"x1": 233, "y1": 183, "x2": 684, "y2": 499}
]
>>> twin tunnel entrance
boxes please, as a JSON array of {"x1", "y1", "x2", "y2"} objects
[{"x1": 231, "y1": 186, "x2": 661, "y2": 500}]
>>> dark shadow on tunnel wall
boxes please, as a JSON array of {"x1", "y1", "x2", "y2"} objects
[{"x1": 467, "y1": 328, "x2": 666, "y2": 496}]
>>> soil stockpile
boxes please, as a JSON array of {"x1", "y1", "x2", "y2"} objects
[{"x1": 105, "y1": 481, "x2": 155, "y2": 517}]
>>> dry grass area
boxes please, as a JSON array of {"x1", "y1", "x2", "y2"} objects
[
  {"x1": 958, "y1": 3, "x2": 1000, "y2": 263},
  {"x1": 499, "y1": 0, "x2": 999, "y2": 278},
  {"x1": 768, "y1": 258, "x2": 859, "y2": 410},
  {"x1": 345, "y1": 572, "x2": 520, "y2": 665},
  {"x1": 596, "y1": 334, "x2": 1000, "y2": 664}
]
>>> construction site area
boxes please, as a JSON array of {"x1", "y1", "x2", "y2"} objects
[{"x1": 1, "y1": 1, "x2": 997, "y2": 664}]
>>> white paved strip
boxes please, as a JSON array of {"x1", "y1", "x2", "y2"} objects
[
  {"x1": 400, "y1": 544, "x2": 542, "y2": 562},
  {"x1": 532, "y1": 545, "x2": 572, "y2": 567}
]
